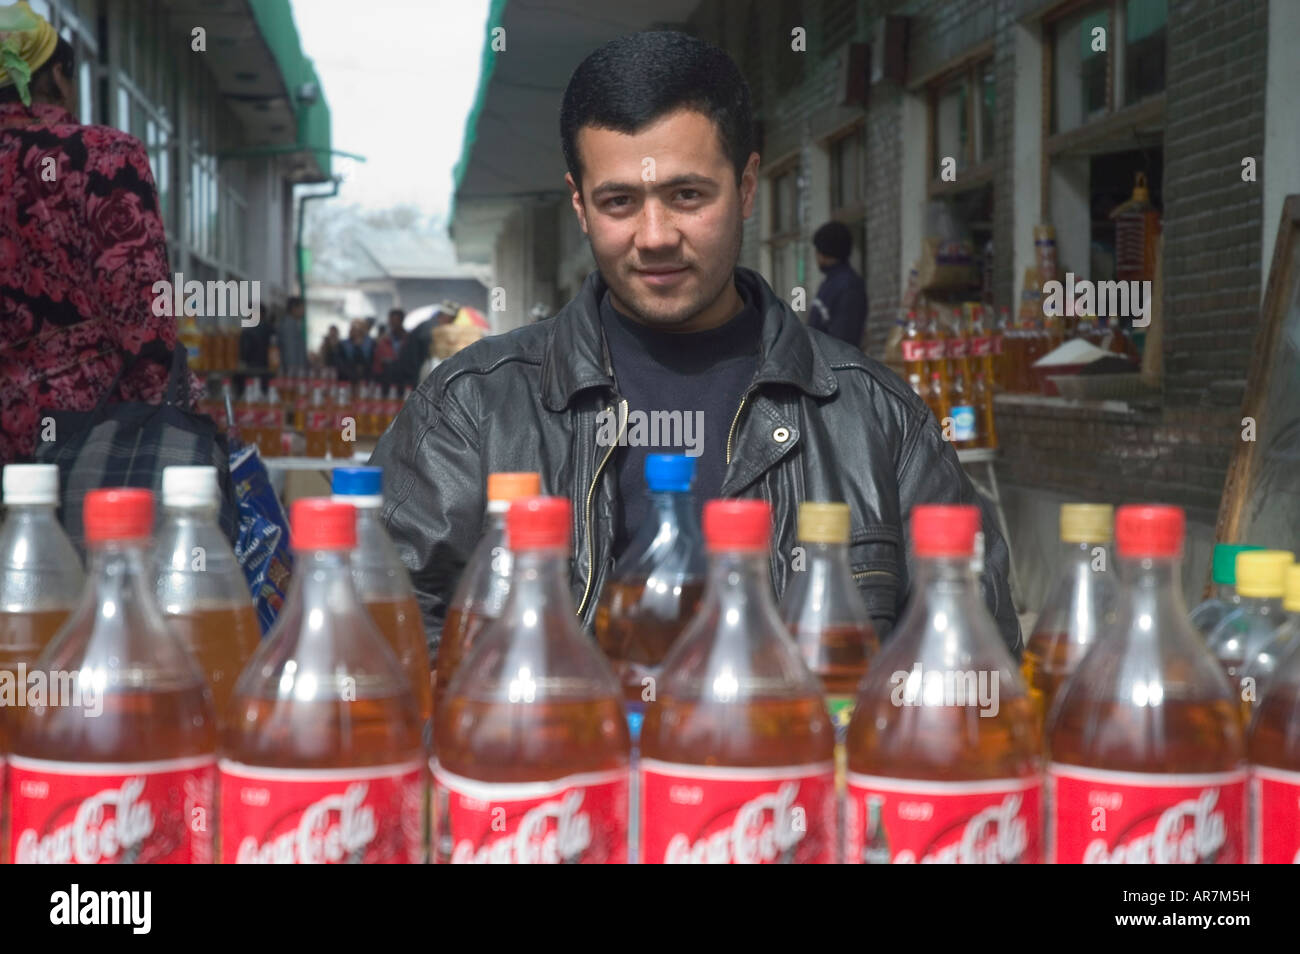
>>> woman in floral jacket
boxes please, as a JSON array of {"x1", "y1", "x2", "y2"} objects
[{"x1": 0, "y1": 4, "x2": 200, "y2": 467}]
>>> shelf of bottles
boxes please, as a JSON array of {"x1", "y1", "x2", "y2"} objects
[{"x1": 195, "y1": 367, "x2": 412, "y2": 460}]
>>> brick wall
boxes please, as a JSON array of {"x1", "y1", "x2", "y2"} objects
[{"x1": 1162, "y1": 0, "x2": 1267, "y2": 409}]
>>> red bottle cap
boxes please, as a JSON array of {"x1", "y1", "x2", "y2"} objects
[
  {"x1": 911, "y1": 504, "x2": 980, "y2": 558},
  {"x1": 506, "y1": 496, "x2": 571, "y2": 550},
  {"x1": 1115, "y1": 504, "x2": 1184, "y2": 559},
  {"x1": 84, "y1": 488, "x2": 153, "y2": 543},
  {"x1": 290, "y1": 498, "x2": 357, "y2": 551},
  {"x1": 703, "y1": 499, "x2": 771, "y2": 552}
]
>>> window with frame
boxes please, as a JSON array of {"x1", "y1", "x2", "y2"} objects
[
  {"x1": 1051, "y1": 0, "x2": 1167, "y2": 135},
  {"x1": 827, "y1": 124, "x2": 866, "y2": 277},
  {"x1": 928, "y1": 56, "x2": 995, "y2": 191}
]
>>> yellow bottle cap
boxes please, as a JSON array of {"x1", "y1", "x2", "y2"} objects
[
  {"x1": 798, "y1": 502, "x2": 850, "y2": 544},
  {"x1": 1235, "y1": 550, "x2": 1294, "y2": 598},
  {"x1": 1059, "y1": 504, "x2": 1113, "y2": 544},
  {"x1": 1286, "y1": 566, "x2": 1300, "y2": 613}
]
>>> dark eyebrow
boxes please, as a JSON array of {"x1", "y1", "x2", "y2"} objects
[{"x1": 589, "y1": 173, "x2": 718, "y2": 200}]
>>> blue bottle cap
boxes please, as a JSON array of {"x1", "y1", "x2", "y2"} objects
[
  {"x1": 644, "y1": 454, "x2": 694, "y2": 493},
  {"x1": 332, "y1": 466, "x2": 383, "y2": 497}
]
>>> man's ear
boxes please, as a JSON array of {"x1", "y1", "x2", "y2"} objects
[
  {"x1": 739, "y1": 152, "x2": 761, "y2": 220},
  {"x1": 565, "y1": 173, "x2": 589, "y2": 235}
]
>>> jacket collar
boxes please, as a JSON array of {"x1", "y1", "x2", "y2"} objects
[{"x1": 540, "y1": 266, "x2": 839, "y2": 412}]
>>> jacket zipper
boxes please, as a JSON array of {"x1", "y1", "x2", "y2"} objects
[
  {"x1": 725, "y1": 390, "x2": 753, "y2": 465},
  {"x1": 577, "y1": 398, "x2": 627, "y2": 618}
]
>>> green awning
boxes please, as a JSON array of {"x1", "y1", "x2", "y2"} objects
[
  {"x1": 450, "y1": 0, "x2": 509, "y2": 222},
  {"x1": 248, "y1": 0, "x2": 332, "y2": 180}
]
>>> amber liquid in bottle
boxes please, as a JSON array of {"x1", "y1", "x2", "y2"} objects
[{"x1": 365, "y1": 596, "x2": 434, "y2": 726}]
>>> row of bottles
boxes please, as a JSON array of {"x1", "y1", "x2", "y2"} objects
[
  {"x1": 7, "y1": 451, "x2": 1300, "y2": 863},
  {"x1": 900, "y1": 304, "x2": 999, "y2": 450},
  {"x1": 200, "y1": 374, "x2": 411, "y2": 458},
  {"x1": 179, "y1": 320, "x2": 241, "y2": 374},
  {"x1": 0, "y1": 464, "x2": 432, "y2": 863}
]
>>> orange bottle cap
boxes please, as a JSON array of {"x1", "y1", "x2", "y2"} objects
[{"x1": 487, "y1": 472, "x2": 542, "y2": 502}]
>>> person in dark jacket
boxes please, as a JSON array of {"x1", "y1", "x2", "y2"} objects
[
  {"x1": 369, "y1": 31, "x2": 1019, "y2": 659},
  {"x1": 809, "y1": 221, "x2": 868, "y2": 348}
]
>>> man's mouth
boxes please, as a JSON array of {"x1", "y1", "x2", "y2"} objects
[{"x1": 634, "y1": 265, "x2": 690, "y2": 288}]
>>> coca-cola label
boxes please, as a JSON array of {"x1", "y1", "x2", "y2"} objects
[
  {"x1": 306, "y1": 410, "x2": 332, "y2": 431},
  {"x1": 640, "y1": 760, "x2": 835, "y2": 864},
  {"x1": 901, "y1": 340, "x2": 926, "y2": 362},
  {"x1": 992, "y1": 334, "x2": 1004, "y2": 355},
  {"x1": 922, "y1": 340, "x2": 945, "y2": 361},
  {"x1": 7, "y1": 754, "x2": 215, "y2": 864},
  {"x1": 220, "y1": 760, "x2": 423, "y2": 864},
  {"x1": 432, "y1": 763, "x2": 629, "y2": 864},
  {"x1": 947, "y1": 338, "x2": 970, "y2": 359},
  {"x1": 1048, "y1": 764, "x2": 1247, "y2": 864},
  {"x1": 1251, "y1": 765, "x2": 1300, "y2": 864},
  {"x1": 845, "y1": 773, "x2": 1041, "y2": 864},
  {"x1": 971, "y1": 336, "x2": 993, "y2": 357}
]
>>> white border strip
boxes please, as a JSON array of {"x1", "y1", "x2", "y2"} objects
[
  {"x1": 433, "y1": 764, "x2": 629, "y2": 801},
  {"x1": 1251, "y1": 765, "x2": 1300, "y2": 785},
  {"x1": 1047, "y1": 764, "x2": 1248, "y2": 787},
  {"x1": 8, "y1": 754, "x2": 216, "y2": 775},
  {"x1": 219, "y1": 760, "x2": 423, "y2": 782},
  {"x1": 639, "y1": 760, "x2": 834, "y2": 782},
  {"x1": 847, "y1": 773, "x2": 1041, "y2": 795}
]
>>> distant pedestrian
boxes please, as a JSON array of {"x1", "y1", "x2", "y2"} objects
[{"x1": 809, "y1": 221, "x2": 868, "y2": 349}]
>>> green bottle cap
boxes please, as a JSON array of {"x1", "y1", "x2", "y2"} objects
[{"x1": 1212, "y1": 543, "x2": 1264, "y2": 586}]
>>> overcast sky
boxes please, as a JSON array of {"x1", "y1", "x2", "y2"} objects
[{"x1": 290, "y1": 0, "x2": 492, "y2": 218}]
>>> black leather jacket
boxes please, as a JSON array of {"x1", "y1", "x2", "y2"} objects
[{"x1": 369, "y1": 267, "x2": 1021, "y2": 657}]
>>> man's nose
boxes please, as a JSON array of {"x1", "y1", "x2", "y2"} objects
[{"x1": 635, "y1": 200, "x2": 681, "y2": 253}]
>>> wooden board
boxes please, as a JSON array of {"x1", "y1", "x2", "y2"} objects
[{"x1": 1214, "y1": 195, "x2": 1300, "y2": 551}]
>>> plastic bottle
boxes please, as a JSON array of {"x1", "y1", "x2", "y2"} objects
[
  {"x1": 220, "y1": 499, "x2": 424, "y2": 864},
  {"x1": 1189, "y1": 544, "x2": 1265, "y2": 638},
  {"x1": 151, "y1": 466, "x2": 260, "y2": 727},
  {"x1": 0, "y1": 465, "x2": 85, "y2": 863},
  {"x1": 436, "y1": 472, "x2": 543, "y2": 708},
  {"x1": 7, "y1": 489, "x2": 216, "y2": 864},
  {"x1": 1205, "y1": 549, "x2": 1293, "y2": 714},
  {"x1": 1246, "y1": 562, "x2": 1300, "y2": 862},
  {"x1": 640, "y1": 500, "x2": 836, "y2": 864},
  {"x1": 845, "y1": 504, "x2": 1041, "y2": 864},
  {"x1": 594, "y1": 454, "x2": 706, "y2": 737},
  {"x1": 1239, "y1": 565, "x2": 1300, "y2": 718},
  {"x1": 433, "y1": 497, "x2": 630, "y2": 864},
  {"x1": 1021, "y1": 504, "x2": 1118, "y2": 727},
  {"x1": 331, "y1": 467, "x2": 433, "y2": 729},
  {"x1": 1047, "y1": 505, "x2": 1246, "y2": 864}
]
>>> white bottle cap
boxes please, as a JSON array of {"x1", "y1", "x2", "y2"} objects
[
  {"x1": 2, "y1": 463, "x2": 59, "y2": 505},
  {"x1": 162, "y1": 466, "x2": 219, "y2": 508}
]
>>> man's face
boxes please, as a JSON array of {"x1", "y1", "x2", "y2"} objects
[{"x1": 567, "y1": 108, "x2": 758, "y2": 329}]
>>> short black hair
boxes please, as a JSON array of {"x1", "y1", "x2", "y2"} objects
[
  {"x1": 388, "y1": 308, "x2": 405, "y2": 320},
  {"x1": 560, "y1": 31, "x2": 755, "y2": 194},
  {"x1": 813, "y1": 222, "x2": 853, "y2": 261},
  {"x1": 0, "y1": 36, "x2": 75, "y2": 106}
]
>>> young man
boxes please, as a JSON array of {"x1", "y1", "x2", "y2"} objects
[
  {"x1": 809, "y1": 221, "x2": 868, "y2": 348},
  {"x1": 371, "y1": 31, "x2": 1020, "y2": 656}
]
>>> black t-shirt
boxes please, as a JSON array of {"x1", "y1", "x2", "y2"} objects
[{"x1": 599, "y1": 285, "x2": 762, "y2": 560}]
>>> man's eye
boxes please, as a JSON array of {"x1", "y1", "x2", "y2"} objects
[
  {"x1": 677, "y1": 189, "x2": 701, "y2": 201},
  {"x1": 605, "y1": 196, "x2": 631, "y2": 209}
]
